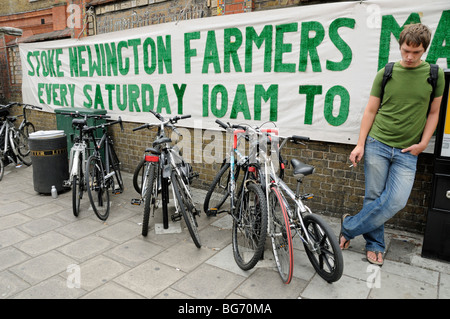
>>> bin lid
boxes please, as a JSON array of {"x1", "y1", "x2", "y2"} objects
[
  {"x1": 29, "y1": 130, "x2": 66, "y2": 139},
  {"x1": 54, "y1": 107, "x2": 107, "y2": 115}
]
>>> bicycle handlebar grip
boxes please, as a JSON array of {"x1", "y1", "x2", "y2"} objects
[
  {"x1": 149, "y1": 109, "x2": 163, "y2": 121},
  {"x1": 291, "y1": 135, "x2": 310, "y2": 143},
  {"x1": 118, "y1": 116, "x2": 124, "y2": 131},
  {"x1": 215, "y1": 119, "x2": 228, "y2": 129},
  {"x1": 133, "y1": 123, "x2": 149, "y2": 131},
  {"x1": 179, "y1": 114, "x2": 191, "y2": 119}
]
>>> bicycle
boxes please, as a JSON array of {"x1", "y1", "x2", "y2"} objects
[
  {"x1": 253, "y1": 124, "x2": 343, "y2": 283},
  {"x1": 132, "y1": 110, "x2": 201, "y2": 248},
  {"x1": 84, "y1": 116, "x2": 124, "y2": 221},
  {"x1": 203, "y1": 119, "x2": 268, "y2": 270},
  {"x1": 18, "y1": 103, "x2": 42, "y2": 137},
  {"x1": 0, "y1": 102, "x2": 32, "y2": 180},
  {"x1": 59, "y1": 111, "x2": 111, "y2": 217}
]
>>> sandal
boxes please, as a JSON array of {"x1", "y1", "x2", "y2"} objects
[
  {"x1": 339, "y1": 214, "x2": 351, "y2": 250},
  {"x1": 366, "y1": 251, "x2": 384, "y2": 265}
]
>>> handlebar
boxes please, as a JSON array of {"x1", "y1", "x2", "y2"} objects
[
  {"x1": 82, "y1": 116, "x2": 123, "y2": 133},
  {"x1": 132, "y1": 113, "x2": 191, "y2": 132}
]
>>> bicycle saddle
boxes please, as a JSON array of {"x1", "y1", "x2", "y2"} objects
[
  {"x1": 153, "y1": 137, "x2": 171, "y2": 147},
  {"x1": 145, "y1": 147, "x2": 161, "y2": 155},
  {"x1": 72, "y1": 118, "x2": 86, "y2": 127},
  {"x1": 291, "y1": 158, "x2": 314, "y2": 178}
]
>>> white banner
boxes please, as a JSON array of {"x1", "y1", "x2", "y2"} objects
[{"x1": 19, "y1": 0, "x2": 449, "y2": 145}]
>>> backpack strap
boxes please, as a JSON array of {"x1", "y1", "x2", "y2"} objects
[
  {"x1": 427, "y1": 63, "x2": 439, "y2": 116},
  {"x1": 379, "y1": 62, "x2": 394, "y2": 109}
]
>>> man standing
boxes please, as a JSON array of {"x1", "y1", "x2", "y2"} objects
[{"x1": 339, "y1": 24, "x2": 445, "y2": 265}]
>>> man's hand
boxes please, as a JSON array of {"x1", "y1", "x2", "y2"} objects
[{"x1": 349, "y1": 145, "x2": 364, "y2": 167}]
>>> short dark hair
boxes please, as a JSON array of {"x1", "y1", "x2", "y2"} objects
[{"x1": 399, "y1": 24, "x2": 432, "y2": 51}]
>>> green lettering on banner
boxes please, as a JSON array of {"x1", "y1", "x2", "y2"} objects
[
  {"x1": 327, "y1": 18, "x2": 355, "y2": 71},
  {"x1": 378, "y1": 13, "x2": 421, "y2": 70},
  {"x1": 128, "y1": 84, "x2": 140, "y2": 112},
  {"x1": 254, "y1": 84, "x2": 278, "y2": 121},
  {"x1": 324, "y1": 85, "x2": 349, "y2": 126},
  {"x1": 69, "y1": 47, "x2": 78, "y2": 77},
  {"x1": 245, "y1": 25, "x2": 273, "y2": 73},
  {"x1": 157, "y1": 84, "x2": 171, "y2": 114},
  {"x1": 105, "y1": 84, "x2": 115, "y2": 110},
  {"x1": 86, "y1": 45, "x2": 102, "y2": 77},
  {"x1": 143, "y1": 37, "x2": 157, "y2": 74},
  {"x1": 203, "y1": 30, "x2": 221, "y2": 74},
  {"x1": 224, "y1": 28, "x2": 243, "y2": 73},
  {"x1": 117, "y1": 40, "x2": 130, "y2": 75},
  {"x1": 230, "y1": 84, "x2": 251, "y2": 120},
  {"x1": 128, "y1": 38, "x2": 142, "y2": 75},
  {"x1": 77, "y1": 46, "x2": 88, "y2": 77},
  {"x1": 426, "y1": 10, "x2": 450, "y2": 67},
  {"x1": 142, "y1": 84, "x2": 154, "y2": 112},
  {"x1": 299, "y1": 21, "x2": 324, "y2": 72},
  {"x1": 40, "y1": 51, "x2": 49, "y2": 77},
  {"x1": 202, "y1": 84, "x2": 209, "y2": 116},
  {"x1": 157, "y1": 35, "x2": 172, "y2": 74},
  {"x1": 105, "y1": 42, "x2": 118, "y2": 76},
  {"x1": 37, "y1": 83, "x2": 44, "y2": 103},
  {"x1": 116, "y1": 84, "x2": 127, "y2": 111},
  {"x1": 210, "y1": 84, "x2": 228, "y2": 118},
  {"x1": 173, "y1": 84, "x2": 187, "y2": 114},
  {"x1": 94, "y1": 84, "x2": 104, "y2": 109},
  {"x1": 184, "y1": 31, "x2": 200, "y2": 73},
  {"x1": 299, "y1": 85, "x2": 322, "y2": 124},
  {"x1": 83, "y1": 84, "x2": 92, "y2": 108},
  {"x1": 274, "y1": 23, "x2": 297, "y2": 73}
]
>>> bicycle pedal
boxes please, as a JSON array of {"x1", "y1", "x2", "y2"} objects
[
  {"x1": 131, "y1": 198, "x2": 141, "y2": 205},
  {"x1": 301, "y1": 193, "x2": 314, "y2": 200},
  {"x1": 206, "y1": 208, "x2": 218, "y2": 217},
  {"x1": 171, "y1": 213, "x2": 182, "y2": 222},
  {"x1": 113, "y1": 188, "x2": 123, "y2": 195}
]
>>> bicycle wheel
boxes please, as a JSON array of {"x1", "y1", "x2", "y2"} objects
[
  {"x1": 171, "y1": 170, "x2": 201, "y2": 248},
  {"x1": 0, "y1": 157, "x2": 4, "y2": 181},
  {"x1": 86, "y1": 155, "x2": 110, "y2": 221},
  {"x1": 302, "y1": 214, "x2": 343, "y2": 283},
  {"x1": 22, "y1": 122, "x2": 35, "y2": 137},
  {"x1": 203, "y1": 162, "x2": 231, "y2": 216},
  {"x1": 108, "y1": 143, "x2": 124, "y2": 193},
  {"x1": 10, "y1": 129, "x2": 31, "y2": 166},
  {"x1": 72, "y1": 153, "x2": 84, "y2": 217},
  {"x1": 142, "y1": 162, "x2": 157, "y2": 236},
  {"x1": 269, "y1": 186, "x2": 293, "y2": 284},
  {"x1": 232, "y1": 182, "x2": 267, "y2": 270},
  {"x1": 133, "y1": 158, "x2": 146, "y2": 194}
]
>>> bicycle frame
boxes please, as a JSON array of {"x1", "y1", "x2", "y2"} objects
[{"x1": 256, "y1": 129, "x2": 315, "y2": 249}]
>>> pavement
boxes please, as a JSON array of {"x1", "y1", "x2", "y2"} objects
[{"x1": 1, "y1": 163, "x2": 449, "y2": 300}]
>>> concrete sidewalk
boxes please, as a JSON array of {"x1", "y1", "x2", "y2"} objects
[{"x1": 0, "y1": 163, "x2": 449, "y2": 299}]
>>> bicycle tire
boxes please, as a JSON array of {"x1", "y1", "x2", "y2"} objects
[
  {"x1": 108, "y1": 143, "x2": 124, "y2": 193},
  {"x1": 302, "y1": 214, "x2": 343, "y2": 283},
  {"x1": 142, "y1": 162, "x2": 157, "y2": 236},
  {"x1": 133, "y1": 158, "x2": 146, "y2": 194},
  {"x1": 0, "y1": 157, "x2": 4, "y2": 181},
  {"x1": 72, "y1": 153, "x2": 84, "y2": 217},
  {"x1": 22, "y1": 122, "x2": 35, "y2": 137},
  {"x1": 171, "y1": 170, "x2": 201, "y2": 248},
  {"x1": 86, "y1": 155, "x2": 110, "y2": 220},
  {"x1": 269, "y1": 186, "x2": 293, "y2": 284},
  {"x1": 10, "y1": 129, "x2": 32, "y2": 166},
  {"x1": 232, "y1": 182, "x2": 268, "y2": 270},
  {"x1": 203, "y1": 162, "x2": 231, "y2": 216}
]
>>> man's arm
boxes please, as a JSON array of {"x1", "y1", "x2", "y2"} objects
[
  {"x1": 349, "y1": 95, "x2": 380, "y2": 167},
  {"x1": 402, "y1": 95, "x2": 442, "y2": 156}
]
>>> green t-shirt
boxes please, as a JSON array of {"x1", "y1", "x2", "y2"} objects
[{"x1": 369, "y1": 61, "x2": 445, "y2": 149}]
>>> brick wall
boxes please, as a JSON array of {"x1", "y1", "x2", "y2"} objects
[{"x1": 2, "y1": 0, "x2": 435, "y2": 233}]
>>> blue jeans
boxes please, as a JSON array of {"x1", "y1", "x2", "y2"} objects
[{"x1": 342, "y1": 136, "x2": 418, "y2": 252}]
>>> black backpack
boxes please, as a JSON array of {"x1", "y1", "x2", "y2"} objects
[{"x1": 379, "y1": 62, "x2": 439, "y2": 116}]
